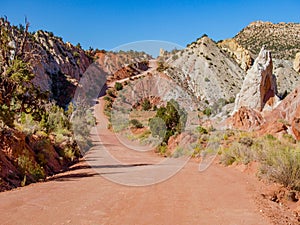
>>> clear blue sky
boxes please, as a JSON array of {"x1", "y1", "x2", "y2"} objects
[{"x1": 1, "y1": 0, "x2": 300, "y2": 51}]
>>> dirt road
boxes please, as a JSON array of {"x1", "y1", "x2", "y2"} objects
[{"x1": 0, "y1": 94, "x2": 274, "y2": 225}]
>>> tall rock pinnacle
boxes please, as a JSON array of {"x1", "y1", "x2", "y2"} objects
[{"x1": 234, "y1": 46, "x2": 280, "y2": 112}]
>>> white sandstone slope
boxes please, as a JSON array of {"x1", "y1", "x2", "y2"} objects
[{"x1": 165, "y1": 36, "x2": 246, "y2": 106}]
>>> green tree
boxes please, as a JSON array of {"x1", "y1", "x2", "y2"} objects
[
  {"x1": 149, "y1": 99, "x2": 187, "y2": 143},
  {"x1": 0, "y1": 18, "x2": 47, "y2": 127}
]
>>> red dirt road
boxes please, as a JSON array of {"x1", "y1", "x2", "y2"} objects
[{"x1": 0, "y1": 98, "x2": 272, "y2": 225}]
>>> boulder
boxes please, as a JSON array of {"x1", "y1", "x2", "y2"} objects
[{"x1": 234, "y1": 46, "x2": 280, "y2": 112}]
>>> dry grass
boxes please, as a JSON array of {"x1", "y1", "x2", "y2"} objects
[{"x1": 220, "y1": 133, "x2": 300, "y2": 190}]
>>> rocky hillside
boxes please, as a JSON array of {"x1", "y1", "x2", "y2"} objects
[
  {"x1": 164, "y1": 35, "x2": 246, "y2": 110},
  {"x1": 30, "y1": 30, "x2": 93, "y2": 107},
  {"x1": 234, "y1": 21, "x2": 300, "y2": 60},
  {"x1": 0, "y1": 18, "x2": 94, "y2": 107}
]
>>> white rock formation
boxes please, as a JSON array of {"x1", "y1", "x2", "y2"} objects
[{"x1": 234, "y1": 46, "x2": 280, "y2": 112}]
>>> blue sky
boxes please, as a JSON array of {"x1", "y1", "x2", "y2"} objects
[{"x1": 1, "y1": 0, "x2": 300, "y2": 52}]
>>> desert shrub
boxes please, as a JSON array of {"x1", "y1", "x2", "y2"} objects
[
  {"x1": 104, "y1": 96, "x2": 113, "y2": 103},
  {"x1": 172, "y1": 54, "x2": 179, "y2": 60},
  {"x1": 196, "y1": 126, "x2": 208, "y2": 134},
  {"x1": 17, "y1": 155, "x2": 45, "y2": 181},
  {"x1": 106, "y1": 89, "x2": 116, "y2": 98},
  {"x1": 73, "y1": 51, "x2": 80, "y2": 58},
  {"x1": 228, "y1": 96, "x2": 235, "y2": 103},
  {"x1": 156, "y1": 143, "x2": 168, "y2": 155},
  {"x1": 150, "y1": 99, "x2": 187, "y2": 144},
  {"x1": 221, "y1": 133, "x2": 300, "y2": 190},
  {"x1": 256, "y1": 137, "x2": 300, "y2": 190},
  {"x1": 258, "y1": 146, "x2": 300, "y2": 190},
  {"x1": 156, "y1": 61, "x2": 169, "y2": 72},
  {"x1": 203, "y1": 107, "x2": 212, "y2": 116},
  {"x1": 130, "y1": 119, "x2": 144, "y2": 128},
  {"x1": 142, "y1": 99, "x2": 151, "y2": 111},
  {"x1": 114, "y1": 82, "x2": 123, "y2": 91},
  {"x1": 220, "y1": 141, "x2": 255, "y2": 166}
]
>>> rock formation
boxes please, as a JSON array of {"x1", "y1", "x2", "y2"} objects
[
  {"x1": 228, "y1": 106, "x2": 264, "y2": 131},
  {"x1": 166, "y1": 36, "x2": 245, "y2": 107},
  {"x1": 217, "y1": 39, "x2": 253, "y2": 71},
  {"x1": 293, "y1": 52, "x2": 300, "y2": 73},
  {"x1": 234, "y1": 46, "x2": 280, "y2": 112},
  {"x1": 260, "y1": 86, "x2": 300, "y2": 140},
  {"x1": 273, "y1": 59, "x2": 299, "y2": 96}
]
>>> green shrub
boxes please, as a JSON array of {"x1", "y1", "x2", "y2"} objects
[
  {"x1": 156, "y1": 61, "x2": 169, "y2": 72},
  {"x1": 142, "y1": 99, "x2": 151, "y2": 111},
  {"x1": 196, "y1": 126, "x2": 208, "y2": 134},
  {"x1": 114, "y1": 82, "x2": 123, "y2": 91},
  {"x1": 203, "y1": 107, "x2": 212, "y2": 116},
  {"x1": 257, "y1": 138, "x2": 300, "y2": 190},
  {"x1": 130, "y1": 119, "x2": 144, "y2": 128},
  {"x1": 104, "y1": 96, "x2": 113, "y2": 102},
  {"x1": 17, "y1": 155, "x2": 45, "y2": 181},
  {"x1": 150, "y1": 99, "x2": 187, "y2": 143},
  {"x1": 220, "y1": 142, "x2": 255, "y2": 165},
  {"x1": 106, "y1": 89, "x2": 116, "y2": 98}
]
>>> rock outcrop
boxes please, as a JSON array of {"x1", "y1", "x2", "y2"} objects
[
  {"x1": 217, "y1": 39, "x2": 253, "y2": 71},
  {"x1": 31, "y1": 30, "x2": 93, "y2": 106},
  {"x1": 234, "y1": 46, "x2": 280, "y2": 112},
  {"x1": 293, "y1": 52, "x2": 300, "y2": 73},
  {"x1": 261, "y1": 85, "x2": 300, "y2": 140},
  {"x1": 228, "y1": 106, "x2": 264, "y2": 131},
  {"x1": 273, "y1": 59, "x2": 299, "y2": 97}
]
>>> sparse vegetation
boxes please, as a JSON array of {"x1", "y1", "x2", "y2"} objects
[
  {"x1": 220, "y1": 133, "x2": 300, "y2": 191},
  {"x1": 235, "y1": 21, "x2": 300, "y2": 59},
  {"x1": 156, "y1": 61, "x2": 169, "y2": 72}
]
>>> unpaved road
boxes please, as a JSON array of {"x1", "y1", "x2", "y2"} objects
[{"x1": 0, "y1": 94, "x2": 273, "y2": 225}]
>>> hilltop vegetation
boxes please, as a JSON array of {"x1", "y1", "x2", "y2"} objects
[{"x1": 234, "y1": 21, "x2": 300, "y2": 60}]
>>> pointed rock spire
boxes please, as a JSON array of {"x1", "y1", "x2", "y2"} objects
[{"x1": 234, "y1": 46, "x2": 279, "y2": 112}]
